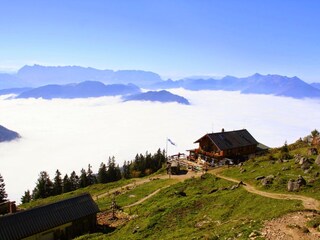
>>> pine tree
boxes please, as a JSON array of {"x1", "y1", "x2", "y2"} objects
[
  {"x1": 122, "y1": 161, "x2": 131, "y2": 179},
  {"x1": 53, "y1": 169, "x2": 63, "y2": 195},
  {"x1": 62, "y1": 174, "x2": 72, "y2": 193},
  {"x1": 106, "y1": 156, "x2": 122, "y2": 182},
  {"x1": 33, "y1": 171, "x2": 54, "y2": 199},
  {"x1": 97, "y1": 162, "x2": 108, "y2": 183},
  {"x1": 69, "y1": 171, "x2": 79, "y2": 191},
  {"x1": 21, "y1": 190, "x2": 31, "y2": 204},
  {"x1": 87, "y1": 164, "x2": 96, "y2": 185},
  {"x1": 79, "y1": 168, "x2": 88, "y2": 188},
  {"x1": 0, "y1": 173, "x2": 8, "y2": 203}
]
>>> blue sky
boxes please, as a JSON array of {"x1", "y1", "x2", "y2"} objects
[{"x1": 1, "y1": 0, "x2": 320, "y2": 82}]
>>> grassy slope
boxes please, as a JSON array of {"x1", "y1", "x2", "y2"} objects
[
  {"x1": 77, "y1": 174, "x2": 302, "y2": 240},
  {"x1": 19, "y1": 178, "x2": 134, "y2": 209},
  {"x1": 222, "y1": 146, "x2": 320, "y2": 201},
  {"x1": 96, "y1": 178, "x2": 178, "y2": 211},
  {"x1": 21, "y1": 143, "x2": 318, "y2": 239}
]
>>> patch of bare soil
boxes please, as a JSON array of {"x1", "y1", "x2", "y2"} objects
[
  {"x1": 261, "y1": 211, "x2": 320, "y2": 240},
  {"x1": 97, "y1": 210, "x2": 138, "y2": 228}
]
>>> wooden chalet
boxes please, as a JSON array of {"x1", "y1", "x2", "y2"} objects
[
  {"x1": 0, "y1": 193, "x2": 99, "y2": 240},
  {"x1": 188, "y1": 129, "x2": 259, "y2": 163}
]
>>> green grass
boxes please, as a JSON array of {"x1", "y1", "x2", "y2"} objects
[
  {"x1": 96, "y1": 178, "x2": 177, "y2": 211},
  {"x1": 19, "y1": 178, "x2": 135, "y2": 209},
  {"x1": 76, "y1": 173, "x2": 303, "y2": 240},
  {"x1": 222, "y1": 152, "x2": 320, "y2": 201}
]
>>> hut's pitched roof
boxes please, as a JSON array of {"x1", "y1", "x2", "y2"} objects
[
  {"x1": 195, "y1": 129, "x2": 258, "y2": 150},
  {"x1": 0, "y1": 193, "x2": 99, "y2": 240}
]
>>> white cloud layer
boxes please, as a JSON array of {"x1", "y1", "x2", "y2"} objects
[{"x1": 1, "y1": 90, "x2": 320, "y2": 202}]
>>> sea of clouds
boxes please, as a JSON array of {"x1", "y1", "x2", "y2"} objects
[{"x1": 1, "y1": 89, "x2": 320, "y2": 202}]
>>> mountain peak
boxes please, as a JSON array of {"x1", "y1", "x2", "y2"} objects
[{"x1": 0, "y1": 125, "x2": 20, "y2": 142}]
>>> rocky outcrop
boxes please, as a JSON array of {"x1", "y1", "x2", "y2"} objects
[
  {"x1": 261, "y1": 175, "x2": 274, "y2": 186},
  {"x1": 287, "y1": 175, "x2": 306, "y2": 192}
]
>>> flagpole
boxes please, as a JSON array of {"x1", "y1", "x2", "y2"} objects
[{"x1": 166, "y1": 137, "x2": 168, "y2": 160}]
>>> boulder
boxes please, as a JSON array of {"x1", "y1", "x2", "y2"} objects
[
  {"x1": 261, "y1": 175, "x2": 274, "y2": 186},
  {"x1": 287, "y1": 176, "x2": 306, "y2": 192},
  {"x1": 281, "y1": 166, "x2": 290, "y2": 171},
  {"x1": 297, "y1": 175, "x2": 306, "y2": 186},
  {"x1": 308, "y1": 148, "x2": 318, "y2": 156},
  {"x1": 299, "y1": 157, "x2": 308, "y2": 165},
  {"x1": 255, "y1": 176, "x2": 265, "y2": 181},
  {"x1": 287, "y1": 179, "x2": 295, "y2": 192},
  {"x1": 287, "y1": 179, "x2": 300, "y2": 192},
  {"x1": 301, "y1": 162, "x2": 311, "y2": 171}
]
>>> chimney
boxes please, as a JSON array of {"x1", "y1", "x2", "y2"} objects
[{"x1": 221, "y1": 128, "x2": 225, "y2": 132}]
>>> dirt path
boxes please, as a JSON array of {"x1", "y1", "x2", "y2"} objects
[
  {"x1": 95, "y1": 170, "x2": 199, "y2": 200},
  {"x1": 209, "y1": 167, "x2": 320, "y2": 211},
  {"x1": 97, "y1": 167, "x2": 320, "y2": 238},
  {"x1": 261, "y1": 211, "x2": 320, "y2": 240}
]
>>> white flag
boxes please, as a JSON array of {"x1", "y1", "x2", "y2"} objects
[{"x1": 167, "y1": 138, "x2": 176, "y2": 146}]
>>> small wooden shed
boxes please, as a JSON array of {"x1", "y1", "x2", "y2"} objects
[{"x1": 0, "y1": 193, "x2": 99, "y2": 240}]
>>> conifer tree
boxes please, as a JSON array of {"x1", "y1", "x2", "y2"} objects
[
  {"x1": 69, "y1": 171, "x2": 79, "y2": 191},
  {"x1": 33, "y1": 171, "x2": 53, "y2": 199},
  {"x1": 122, "y1": 161, "x2": 131, "y2": 179},
  {"x1": 62, "y1": 174, "x2": 72, "y2": 193},
  {"x1": 87, "y1": 164, "x2": 96, "y2": 185},
  {"x1": 106, "y1": 156, "x2": 122, "y2": 182},
  {"x1": 79, "y1": 168, "x2": 88, "y2": 188},
  {"x1": 21, "y1": 190, "x2": 31, "y2": 204},
  {"x1": 97, "y1": 162, "x2": 108, "y2": 183},
  {"x1": 0, "y1": 173, "x2": 8, "y2": 203},
  {"x1": 53, "y1": 169, "x2": 63, "y2": 195}
]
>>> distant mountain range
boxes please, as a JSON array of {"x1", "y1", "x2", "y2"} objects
[
  {"x1": 1, "y1": 65, "x2": 320, "y2": 100},
  {"x1": 0, "y1": 65, "x2": 162, "y2": 88},
  {"x1": 123, "y1": 90, "x2": 190, "y2": 105},
  {"x1": 311, "y1": 83, "x2": 320, "y2": 90},
  {"x1": 16, "y1": 81, "x2": 141, "y2": 99},
  {"x1": 151, "y1": 73, "x2": 320, "y2": 99},
  {"x1": 0, "y1": 125, "x2": 20, "y2": 142}
]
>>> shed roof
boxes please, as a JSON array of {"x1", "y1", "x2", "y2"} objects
[
  {"x1": 195, "y1": 129, "x2": 258, "y2": 150},
  {"x1": 0, "y1": 193, "x2": 99, "y2": 240}
]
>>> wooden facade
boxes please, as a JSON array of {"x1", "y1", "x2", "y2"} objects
[{"x1": 189, "y1": 129, "x2": 259, "y2": 162}]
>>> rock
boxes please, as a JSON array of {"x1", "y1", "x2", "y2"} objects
[
  {"x1": 209, "y1": 188, "x2": 218, "y2": 194},
  {"x1": 299, "y1": 157, "x2": 308, "y2": 165},
  {"x1": 240, "y1": 168, "x2": 246, "y2": 173},
  {"x1": 255, "y1": 176, "x2": 265, "y2": 181},
  {"x1": 308, "y1": 179, "x2": 315, "y2": 184},
  {"x1": 287, "y1": 179, "x2": 295, "y2": 192},
  {"x1": 175, "y1": 191, "x2": 187, "y2": 197},
  {"x1": 315, "y1": 155, "x2": 320, "y2": 166},
  {"x1": 261, "y1": 175, "x2": 274, "y2": 186},
  {"x1": 297, "y1": 175, "x2": 306, "y2": 186},
  {"x1": 301, "y1": 162, "x2": 311, "y2": 170},
  {"x1": 281, "y1": 166, "x2": 290, "y2": 171},
  {"x1": 287, "y1": 179, "x2": 302, "y2": 192},
  {"x1": 132, "y1": 226, "x2": 139, "y2": 234},
  {"x1": 230, "y1": 185, "x2": 238, "y2": 190},
  {"x1": 308, "y1": 148, "x2": 318, "y2": 156}
]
